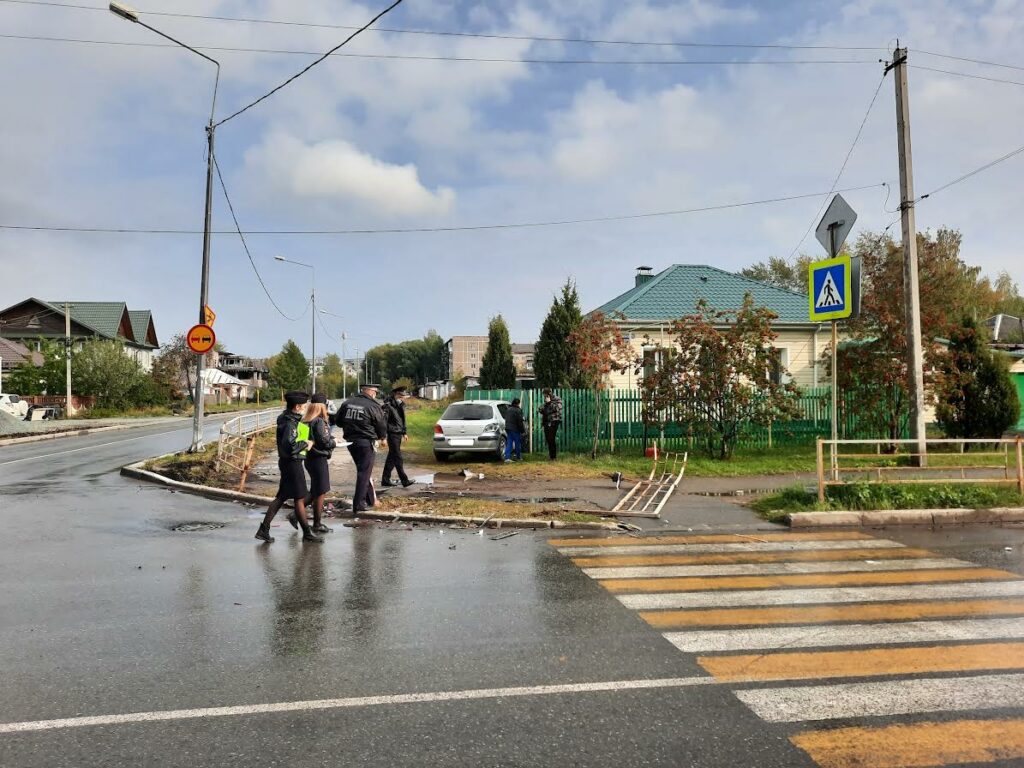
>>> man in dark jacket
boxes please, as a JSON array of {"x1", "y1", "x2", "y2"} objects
[
  {"x1": 539, "y1": 389, "x2": 563, "y2": 460},
  {"x1": 256, "y1": 390, "x2": 321, "y2": 543},
  {"x1": 504, "y1": 397, "x2": 526, "y2": 462},
  {"x1": 339, "y1": 383, "x2": 388, "y2": 513},
  {"x1": 382, "y1": 386, "x2": 416, "y2": 487}
]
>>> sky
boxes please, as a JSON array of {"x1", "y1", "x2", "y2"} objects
[{"x1": 1, "y1": 0, "x2": 1022, "y2": 360}]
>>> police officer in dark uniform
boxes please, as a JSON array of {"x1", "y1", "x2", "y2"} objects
[
  {"x1": 381, "y1": 386, "x2": 416, "y2": 488},
  {"x1": 256, "y1": 390, "x2": 322, "y2": 543},
  {"x1": 338, "y1": 382, "x2": 387, "y2": 513}
]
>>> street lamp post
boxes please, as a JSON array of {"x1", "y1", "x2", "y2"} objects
[
  {"x1": 110, "y1": 2, "x2": 220, "y2": 452},
  {"x1": 275, "y1": 256, "x2": 316, "y2": 394},
  {"x1": 318, "y1": 309, "x2": 346, "y2": 400}
]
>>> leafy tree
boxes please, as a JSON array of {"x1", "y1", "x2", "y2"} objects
[
  {"x1": 535, "y1": 279, "x2": 586, "y2": 388},
  {"x1": 72, "y1": 339, "x2": 157, "y2": 409},
  {"x1": 270, "y1": 340, "x2": 310, "y2": 391},
  {"x1": 837, "y1": 228, "x2": 1001, "y2": 440},
  {"x1": 151, "y1": 333, "x2": 198, "y2": 401},
  {"x1": 643, "y1": 295, "x2": 800, "y2": 459},
  {"x1": 739, "y1": 254, "x2": 815, "y2": 292},
  {"x1": 480, "y1": 315, "x2": 516, "y2": 388},
  {"x1": 936, "y1": 317, "x2": 1020, "y2": 439},
  {"x1": 365, "y1": 331, "x2": 446, "y2": 388},
  {"x1": 4, "y1": 340, "x2": 64, "y2": 395},
  {"x1": 568, "y1": 312, "x2": 634, "y2": 458}
]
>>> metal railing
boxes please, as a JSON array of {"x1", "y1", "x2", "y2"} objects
[
  {"x1": 217, "y1": 408, "x2": 279, "y2": 491},
  {"x1": 816, "y1": 437, "x2": 1024, "y2": 502}
]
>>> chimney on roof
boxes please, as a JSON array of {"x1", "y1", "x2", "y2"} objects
[{"x1": 635, "y1": 266, "x2": 653, "y2": 287}]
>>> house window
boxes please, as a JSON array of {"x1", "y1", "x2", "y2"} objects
[
  {"x1": 642, "y1": 347, "x2": 672, "y2": 380},
  {"x1": 769, "y1": 348, "x2": 789, "y2": 385}
]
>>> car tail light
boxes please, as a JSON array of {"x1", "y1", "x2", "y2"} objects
[{"x1": 434, "y1": 424, "x2": 444, "y2": 435}]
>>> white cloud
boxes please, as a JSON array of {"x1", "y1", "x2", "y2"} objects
[
  {"x1": 602, "y1": 0, "x2": 758, "y2": 41},
  {"x1": 243, "y1": 132, "x2": 455, "y2": 217}
]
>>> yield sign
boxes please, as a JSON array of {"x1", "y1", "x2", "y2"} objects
[{"x1": 815, "y1": 194, "x2": 858, "y2": 257}]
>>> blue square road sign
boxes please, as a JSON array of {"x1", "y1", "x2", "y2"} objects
[{"x1": 808, "y1": 255, "x2": 853, "y2": 322}]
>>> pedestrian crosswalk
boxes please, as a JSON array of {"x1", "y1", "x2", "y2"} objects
[{"x1": 551, "y1": 531, "x2": 1024, "y2": 768}]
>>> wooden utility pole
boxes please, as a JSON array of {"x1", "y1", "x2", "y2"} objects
[{"x1": 890, "y1": 46, "x2": 927, "y2": 465}]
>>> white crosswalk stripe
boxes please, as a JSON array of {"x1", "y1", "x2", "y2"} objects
[
  {"x1": 558, "y1": 539, "x2": 905, "y2": 557},
  {"x1": 664, "y1": 617, "x2": 1024, "y2": 652},
  {"x1": 616, "y1": 579, "x2": 1024, "y2": 610},
  {"x1": 583, "y1": 557, "x2": 973, "y2": 579},
  {"x1": 735, "y1": 673, "x2": 1024, "y2": 722}
]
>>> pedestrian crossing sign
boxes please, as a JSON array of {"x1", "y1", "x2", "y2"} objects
[{"x1": 808, "y1": 254, "x2": 853, "y2": 321}]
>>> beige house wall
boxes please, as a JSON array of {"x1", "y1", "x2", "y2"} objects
[{"x1": 607, "y1": 323, "x2": 837, "y2": 392}]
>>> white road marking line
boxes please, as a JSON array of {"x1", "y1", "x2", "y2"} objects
[
  {"x1": 582, "y1": 558, "x2": 973, "y2": 580},
  {"x1": 735, "y1": 672, "x2": 1024, "y2": 723},
  {"x1": 0, "y1": 677, "x2": 715, "y2": 734},
  {"x1": 559, "y1": 540, "x2": 905, "y2": 557},
  {"x1": 664, "y1": 617, "x2": 1024, "y2": 653},
  {"x1": 618, "y1": 580, "x2": 1024, "y2": 610},
  {"x1": 0, "y1": 427, "x2": 192, "y2": 467}
]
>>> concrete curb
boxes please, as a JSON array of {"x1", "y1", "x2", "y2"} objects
[
  {"x1": 788, "y1": 507, "x2": 1024, "y2": 528},
  {"x1": 121, "y1": 458, "x2": 619, "y2": 530},
  {"x1": 0, "y1": 423, "x2": 140, "y2": 447}
]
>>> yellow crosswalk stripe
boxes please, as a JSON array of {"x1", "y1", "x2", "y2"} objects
[
  {"x1": 570, "y1": 546, "x2": 939, "y2": 568},
  {"x1": 698, "y1": 641, "x2": 1024, "y2": 682},
  {"x1": 599, "y1": 567, "x2": 1018, "y2": 594},
  {"x1": 549, "y1": 531, "x2": 873, "y2": 548},
  {"x1": 791, "y1": 718, "x2": 1024, "y2": 768},
  {"x1": 640, "y1": 597, "x2": 1024, "y2": 629}
]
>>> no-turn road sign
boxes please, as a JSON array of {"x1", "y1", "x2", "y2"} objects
[{"x1": 186, "y1": 323, "x2": 216, "y2": 355}]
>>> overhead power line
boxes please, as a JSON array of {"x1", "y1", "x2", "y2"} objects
[
  {"x1": 212, "y1": 154, "x2": 308, "y2": 321},
  {"x1": 909, "y1": 64, "x2": 1024, "y2": 88},
  {"x1": 0, "y1": 182, "x2": 889, "y2": 236},
  {"x1": 0, "y1": 34, "x2": 886, "y2": 66},
  {"x1": 215, "y1": 0, "x2": 404, "y2": 125},
  {"x1": 913, "y1": 48, "x2": 1024, "y2": 74},
  {"x1": 917, "y1": 142, "x2": 1024, "y2": 202},
  {"x1": 0, "y1": 0, "x2": 890, "y2": 51},
  {"x1": 785, "y1": 71, "x2": 888, "y2": 260}
]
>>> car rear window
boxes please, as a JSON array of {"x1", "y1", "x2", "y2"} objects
[{"x1": 441, "y1": 403, "x2": 493, "y2": 420}]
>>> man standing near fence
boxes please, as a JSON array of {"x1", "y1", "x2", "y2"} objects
[
  {"x1": 504, "y1": 397, "x2": 526, "y2": 462},
  {"x1": 539, "y1": 389, "x2": 563, "y2": 460}
]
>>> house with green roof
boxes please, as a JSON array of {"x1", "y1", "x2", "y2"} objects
[
  {"x1": 0, "y1": 298, "x2": 160, "y2": 371},
  {"x1": 593, "y1": 265, "x2": 833, "y2": 391}
]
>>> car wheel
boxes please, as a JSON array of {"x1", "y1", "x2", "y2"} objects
[
  {"x1": 495, "y1": 437, "x2": 507, "y2": 461},
  {"x1": 433, "y1": 451, "x2": 451, "y2": 463}
]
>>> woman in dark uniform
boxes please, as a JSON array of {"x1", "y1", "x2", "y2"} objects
[
  {"x1": 256, "y1": 391, "x2": 322, "y2": 543},
  {"x1": 289, "y1": 393, "x2": 336, "y2": 534}
]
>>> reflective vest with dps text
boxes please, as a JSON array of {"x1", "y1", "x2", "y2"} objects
[{"x1": 296, "y1": 421, "x2": 310, "y2": 457}]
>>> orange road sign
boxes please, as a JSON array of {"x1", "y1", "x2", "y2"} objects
[
  {"x1": 186, "y1": 324, "x2": 216, "y2": 355},
  {"x1": 203, "y1": 306, "x2": 216, "y2": 326}
]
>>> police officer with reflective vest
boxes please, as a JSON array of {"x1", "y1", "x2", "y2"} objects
[
  {"x1": 287, "y1": 393, "x2": 336, "y2": 534},
  {"x1": 338, "y1": 383, "x2": 387, "y2": 513},
  {"x1": 256, "y1": 390, "x2": 322, "y2": 543}
]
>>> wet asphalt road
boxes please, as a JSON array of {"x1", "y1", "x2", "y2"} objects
[{"x1": 1, "y1": 423, "x2": 1022, "y2": 767}]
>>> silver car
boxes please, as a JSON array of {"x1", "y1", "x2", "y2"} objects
[{"x1": 433, "y1": 400, "x2": 510, "y2": 462}]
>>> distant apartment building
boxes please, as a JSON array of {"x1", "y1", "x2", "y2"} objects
[
  {"x1": 218, "y1": 351, "x2": 270, "y2": 390},
  {"x1": 445, "y1": 336, "x2": 535, "y2": 386},
  {"x1": 446, "y1": 336, "x2": 488, "y2": 380}
]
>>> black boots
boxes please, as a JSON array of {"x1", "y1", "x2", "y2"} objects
[{"x1": 255, "y1": 524, "x2": 274, "y2": 543}]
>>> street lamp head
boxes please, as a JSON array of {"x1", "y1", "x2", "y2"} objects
[
  {"x1": 109, "y1": 2, "x2": 139, "y2": 22},
  {"x1": 274, "y1": 255, "x2": 285, "y2": 262}
]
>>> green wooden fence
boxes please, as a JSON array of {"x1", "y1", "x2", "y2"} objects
[{"x1": 466, "y1": 387, "x2": 887, "y2": 454}]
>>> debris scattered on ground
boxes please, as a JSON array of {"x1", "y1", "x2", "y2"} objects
[
  {"x1": 616, "y1": 522, "x2": 643, "y2": 533},
  {"x1": 448, "y1": 544, "x2": 457, "y2": 550},
  {"x1": 478, "y1": 512, "x2": 497, "y2": 529},
  {"x1": 490, "y1": 531, "x2": 520, "y2": 541}
]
